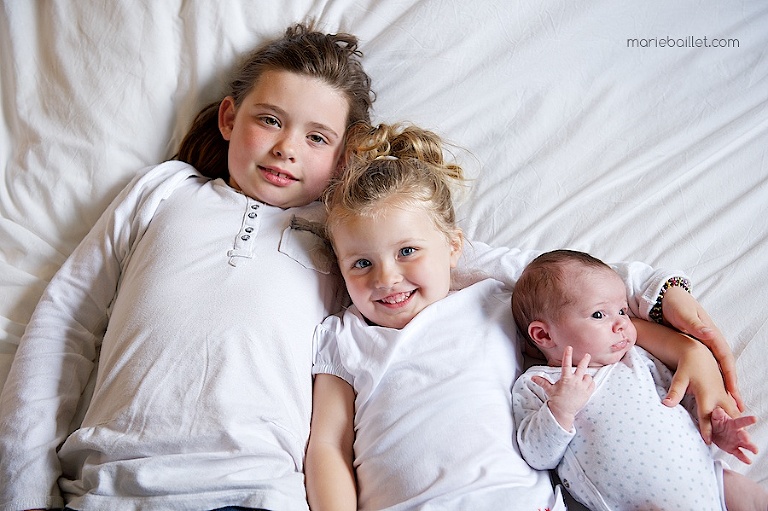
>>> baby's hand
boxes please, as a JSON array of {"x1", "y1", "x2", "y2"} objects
[
  {"x1": 710, "y1": 406, "x2": 758, "y2": 464},
  {"x1": 533, "y1": 346, "x2": 595, "y2": 431}
]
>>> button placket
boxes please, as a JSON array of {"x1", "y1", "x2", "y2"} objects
[{"x1": 228, "y1": 200, "x2": 261, "y2": 266}]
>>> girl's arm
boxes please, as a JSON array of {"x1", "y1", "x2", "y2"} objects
[
  {"x1": 658, "y1": 285, "x2": 742, "y2": 409},
  {"x1": 306, "y1": 373, "x2": 357, "y2": 511},
  {"x1": 456, "y1": 240, "x2": 741, "y2": 409},
  {"x1": 0, "y1": 162, "x2": 196, "y2": 509},
  {"x1": 632, "y1": 318, "x2": 739, "y2": 444}
]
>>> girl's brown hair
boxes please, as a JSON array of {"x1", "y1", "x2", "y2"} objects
[{"x1": 175, "y1": 22, "x2": 374, "y2": 181}]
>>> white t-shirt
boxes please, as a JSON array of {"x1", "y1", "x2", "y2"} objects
[{"x1": 313, "y1": 278, "x2": 566, "y2": 511}]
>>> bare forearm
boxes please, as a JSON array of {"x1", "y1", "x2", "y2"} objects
[
  {"x1": 307, "y1": 374, "x2": 358, "y2": 510},
  {"x1": 633, "y1": 318, "x2": 695, "y2": 369},
  {"x1": 305, "y1": 442, "x2": 357, "y2": 511},
  {"x1": 660, "y1": 286, "x2": 742, "y2": 409}
]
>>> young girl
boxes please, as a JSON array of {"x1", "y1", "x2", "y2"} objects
[
  {"x1": 305, "y1": 123, "x2": 739, "y2": 510},
  {"x1": 0, "y1": 21, "x2": 739, "y2": 511},
  {"x1": 511, "y1": 249, "x2": 768, "y2": 511},
  {"x1": 0, "y1": 23, "x2": 373, "y2": 511}
]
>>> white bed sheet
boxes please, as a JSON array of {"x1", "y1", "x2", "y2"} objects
[{"x1": 1, "y1": 0, "x2": 767, "y2": 490}]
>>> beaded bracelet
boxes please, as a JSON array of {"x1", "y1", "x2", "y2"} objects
[{"x1": 648, "y1": 276, "x2": 692, "y2": 324}]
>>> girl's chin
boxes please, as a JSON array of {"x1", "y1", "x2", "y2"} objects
[{"x1": 365, "y1": 310, "x2": 417, "y2": 329}]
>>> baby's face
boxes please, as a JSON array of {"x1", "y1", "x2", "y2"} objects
[
  {"x1": 547, "y1": 267, "x2": 637, "y2": 366},
  {"x1": 331, "y1": 202, "x2": 462, "y2": 329}
]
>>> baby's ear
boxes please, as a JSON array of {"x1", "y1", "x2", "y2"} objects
[{"x1": 528, "y1": 321, "x2": 555, "y2": 349}]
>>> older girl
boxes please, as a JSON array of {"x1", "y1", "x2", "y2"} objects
[{"x1": 0, "y1": 23, "x2": 372, "y2": 511}]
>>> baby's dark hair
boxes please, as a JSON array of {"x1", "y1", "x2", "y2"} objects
[
  {"x1": 175, "y1": 22, "x2": 374, "y2": 181},
  {"x1": 324, "y1": 122, "x2": 464, "y2": 244},
  {"x1": 512, "y1": 249, "x2": 612, "y2": 346}
]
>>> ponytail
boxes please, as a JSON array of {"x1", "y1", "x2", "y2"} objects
[{"x1": 325, "y1": 122, "x2": 465, "y2": 239}]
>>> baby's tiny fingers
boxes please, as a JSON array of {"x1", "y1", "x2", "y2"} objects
[
  {"x1": 574, "y1": 353, "x2": 591, "y2": 376},
  {"x1": 734, "y1": 449, "x2": 754, "y2": 465},
  {"x1": 561, "y1": 346, "x2": 574, "y2": 378},
  {"x1": 531, "y1": 375, "x2": 554, "y2": 395},
  {"x1": 731, "y1": 415, "x2": 758, "y2": 429}
]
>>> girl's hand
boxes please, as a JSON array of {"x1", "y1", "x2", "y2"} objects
[
  {"x1": 533, "y1": 346, "x2": 595, "y2": 431},
  {"x1": 665, "y1": 340, "x2": 740, "y2": 444},
  {"x1": 661, "y1": 286, "x2": 744, "y2": 411},
  {"x1": 710, "y1": 406, "x2": 758, "y2": 464}
]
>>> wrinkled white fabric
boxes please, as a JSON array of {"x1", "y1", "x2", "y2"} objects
[{"x1": 0, "y1": 162, "x2": 344, "y2": 511}]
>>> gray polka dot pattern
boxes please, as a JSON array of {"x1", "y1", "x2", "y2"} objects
[{"x1": 514, "y1": 347, "x2": 724, "y2": 510}]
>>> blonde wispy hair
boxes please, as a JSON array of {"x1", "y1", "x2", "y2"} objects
[{"x1": 324, "y1": 122, "x2": 465, "y2": 245}]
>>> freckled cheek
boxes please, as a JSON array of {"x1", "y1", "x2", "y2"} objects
[
  {"x1": 227, "y1": 141, "x2": 252, "y2": 168},
  {"x1": 232, "y1": 125, "x2": 269, "y2": 153}
]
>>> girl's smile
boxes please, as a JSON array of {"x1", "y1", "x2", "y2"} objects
[
  {"x1": 331, "y1": 202, "x2": 462, "y2": 329},
  {"x1": 259, "y1": 165, "x2": 298, "y2": 186},
  {"x1": 377, "y1": 290, "x2": 416, "y2": 307}
]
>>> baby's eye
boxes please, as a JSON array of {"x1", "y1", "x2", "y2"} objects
[
  {"x1": 591, "y1": 311, "x2": 604, "y2": 319},
  {"x1": 619, "y1": 307, "x2": 628, "y2": 316},
  {"x1": 353, "y1": 259, "x2": 371, "y2": 269},
  {"x1": 399, "y1": 247, "x2": 416, "y2": 257}
]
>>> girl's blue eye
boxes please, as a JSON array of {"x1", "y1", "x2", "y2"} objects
[
  {"x1": 591, "y1": 311, "x2": 604, "y2": 319},
  {"x1": 399, "y1": 247, "x2": 416, "y2": 257},
  {"x1": 353, "y1": 259, "x2": 371, "y2": 269}
]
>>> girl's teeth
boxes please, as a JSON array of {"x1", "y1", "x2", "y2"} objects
[{"x1": 381, "y1": 291, "x2": 412, "y2": 304}]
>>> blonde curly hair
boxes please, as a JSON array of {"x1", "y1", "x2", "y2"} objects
[{"x1": 324, "y1": 122, "x2": 464, "y2": 245}]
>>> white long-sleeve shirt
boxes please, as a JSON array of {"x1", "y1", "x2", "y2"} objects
[{"x1": 0, "y1": 162, "x2": 344, "y2": 511}]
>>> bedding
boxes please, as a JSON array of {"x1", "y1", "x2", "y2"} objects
[{"x1": 1, "y1": 0, "x2": 766, "y2": 495}]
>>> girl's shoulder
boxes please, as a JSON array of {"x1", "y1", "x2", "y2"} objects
[
  {"x1": 122, "y1": 160, "x2": 203, "y2": 197},
  {"x1": 141, "y1": 160, "x2": 203, "y2": 183}
]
